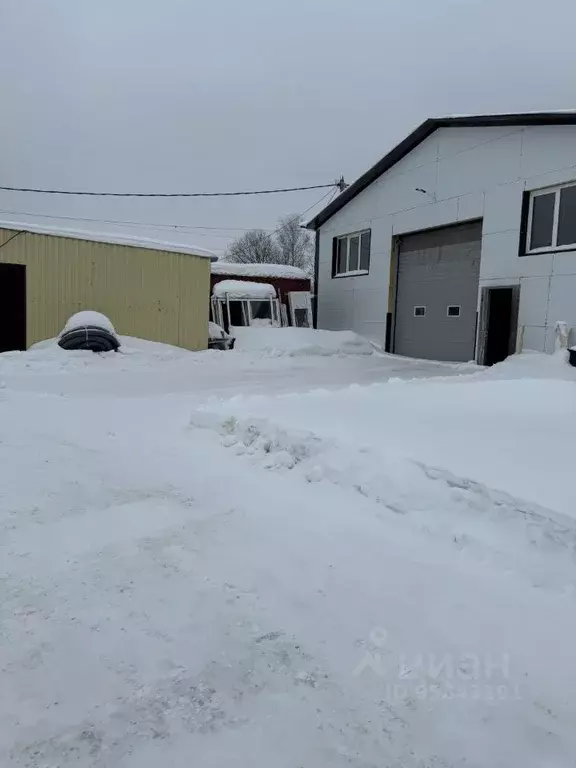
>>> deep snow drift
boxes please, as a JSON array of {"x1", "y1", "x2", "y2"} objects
[{"x1": 1, "y1": 336, "x2": 575, "y2": 767}]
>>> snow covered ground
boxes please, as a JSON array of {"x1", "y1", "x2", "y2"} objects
[{"x1": 1, "y1": 331, "x2": 576, "y2": 767}]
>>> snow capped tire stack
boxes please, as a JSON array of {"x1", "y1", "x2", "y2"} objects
[{"x1": 58, "y1": 311, "x2": 120, "y2": 353}]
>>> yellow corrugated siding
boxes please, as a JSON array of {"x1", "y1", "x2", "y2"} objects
[
  {"x1": 0, "y1": 229, "x2": 19, "y2": 246},
  {"x1": 0, "y1": 229, "x2": 209, "y2": 350}
]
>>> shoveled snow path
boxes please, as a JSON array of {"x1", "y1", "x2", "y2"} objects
[
  {"x1": 0, "y1": 342, "x2": 475, "y2": 398},
  {"x1": 2, "y1": 388, "x2": 576, "y2": 767}
]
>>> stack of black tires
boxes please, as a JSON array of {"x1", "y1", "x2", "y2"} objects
[{"x1": 58, "y1": 312, "x2": 120, "y2": 353}]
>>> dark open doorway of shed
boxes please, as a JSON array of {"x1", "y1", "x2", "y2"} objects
[{"x1": 0, "y1": 263, "x2": 26, "y2": 352}]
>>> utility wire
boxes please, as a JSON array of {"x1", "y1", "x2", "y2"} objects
[
  {"x1": 265, "y1": 187, "x2": 337, "y2": 242},
  {"x1": 0, "y1": 182, "x2": 337, "y2": 198},
  {"x1": 0, "y1": 207, "x2": 275, "y2": 235},
  {"x1": 0, "y1": 185, "x2": 337, "y2": 255},
  {"x1": 0, "y1": 187, "x2": 337, "y2": 243}
]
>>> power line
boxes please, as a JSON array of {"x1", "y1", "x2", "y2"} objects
[
  {"x1": 0, "y1": 185, "x2": 337, "y2": 253},
  {"x1": 0, "y1": 187, "x2": 337, "y2": 244},
  {"x1": 265, "y1": 187, "x2": 337, "y2": 242},
  {"x1": 0, "y1": 182, "x2": 338, "y2": 198},
  {"x1": 0, "y1": 207, "x2": 275, "y2": 235}
]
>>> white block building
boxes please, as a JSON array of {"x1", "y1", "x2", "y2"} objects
[{"x1": 307, "y1": 112, "x2": 576, "y2": 363}]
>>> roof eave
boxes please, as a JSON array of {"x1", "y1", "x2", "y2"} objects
[{"x1": 306, "y1": 111, "x2": 576, "y2": 230}]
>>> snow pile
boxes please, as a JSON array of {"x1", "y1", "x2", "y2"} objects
[
  {"x1": 61, "y1": 310, "x2": 116, "y2": 335},
  {"x1": 197, "y1": 370, "x2": 575, "y2": 518},
  {"x1": 117, "y1": 336, "x2": 198, "y2": 359},
  {"x1": 475, "y1": 349, "x2": 573, "y2": 380},
  {"x1": 212, "y1": 279, "x2": 276, "y2": 299},
  {"x1": 192, "y1": 410, "x2": 576, "y2": 592},
  {"x1": 29, "y1": 335, "x2": 194, "y2": 360},
  {"x1": 208, "y1": 321, "x2": 227, "y2": 340},
  {"x1": 232, "y1": 327, "x2": 374, "y2": 356},
  {"x1": 212, "y1": 261, "x2": 308, "y2": 279}
]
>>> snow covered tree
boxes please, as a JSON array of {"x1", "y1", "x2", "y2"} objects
[{"x1": 225, "y1": 230, "x2": 281, "y2": 264}]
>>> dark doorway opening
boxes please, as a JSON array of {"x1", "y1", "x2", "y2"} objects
[
  {"x1": 481, "y1": 286, "x2": 519, "y2": 366},
  {"x1": 229, "y1": 301, "x2": 245, "y2": 327},
  {"x1": 0, "y1": 263, "x2": 26, "y2": 352}
]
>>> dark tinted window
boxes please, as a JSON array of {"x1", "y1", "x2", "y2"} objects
[
  {"x1": 250, "y1": 301, "x2": 271, "y2": 320},
  {"x1": 447, "y1": 305, "x2": 461, "y2": 317},
  {"x1": 229, "y1": 301, "x2": 245, "y2": 326},
  {"x1": 530, "y1": 192, "x2": 555, "y2": 249},
  {"x1": 348, "y1": 236, "x2": 359, "y2": 271},
  {"x1": 360, "y1": 231, "x2": 371, "y2": 272},
  {"x1": 557, "y1": 185, "x2": 576, "y2": 246},
  {"x1": 337, "y1": 238, "x2": 347, "y2": 273}
]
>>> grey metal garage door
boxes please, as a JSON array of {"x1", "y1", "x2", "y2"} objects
[{"x1": 394, "y1": 222, "x2": 481, "y2": 362}]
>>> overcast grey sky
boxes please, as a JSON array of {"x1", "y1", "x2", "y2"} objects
[{"x1": 1, "y1": 0, "x2": 575, "y2": 255}]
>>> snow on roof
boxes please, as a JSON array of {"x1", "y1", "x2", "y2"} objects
[
  {"x1": 212, "y1": 279, "x2": 276, "y2": 300},
  {"x1": 0, "y1": 221, "x2": 216, "y2": 260},
  {"x1": 211, "y1": 261, "x2": 307, "y2": 279}
]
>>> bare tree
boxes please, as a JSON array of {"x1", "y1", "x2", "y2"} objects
[
  {"x1": 225, "y1": 216, "x2": 313, "y2": 271},
  {"x1": 276, "y1": 214, "x2": 313, "y2": 272},
  {"x1": 225, "y1": 229, "x2": 281, "y2": 264}
]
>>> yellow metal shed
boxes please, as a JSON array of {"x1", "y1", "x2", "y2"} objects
[{"x1": 0, "y1": 224, "x2": 214, "y2": 352}]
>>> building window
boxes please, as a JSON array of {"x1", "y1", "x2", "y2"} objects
[
  {"x1": 527, "y1": 182, "x2": 576, "y2": 253},
  {"x1": 333, "y1": 230, "x2": 371, "y2": 276},
  {"x1": 414, "y1": 306, "x2": 426, "y2": 317},
  {"x1": 250, "y1": 300, "x2": 272, "y2": 322},
  {"x1": 447, "y1": 305, "x2": 461, "y2": 317}
]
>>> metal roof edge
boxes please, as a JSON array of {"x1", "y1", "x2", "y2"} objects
[
  {"x1": 306, "y1": 111, "x2": 576, "y2": 230},
  {"x1": 0, "y1": 221, "x2": 217, "y2": 260}
]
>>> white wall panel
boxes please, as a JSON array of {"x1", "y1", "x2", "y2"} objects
[
  {"x1": 551, "y1": 251, "x2": 576, "y2": 275},
  {"x1": 436, "y1": 126, "x2": 522, "y2": 157},
  {"x1": 436, "y1": 132, "x2": 522, "y2": 200},
  {"x1": 522, "y1": 326, "x2": 546, "y2": 353},
  {"x1": 518, "y1": 277, "x2": 550, "y2": 327},
  {"x1": 520, "y1": 126, "x2": 576, "y2": 178},
  {"x1": 456, "y1": 191, "x2": 484, "y2": 222},
  {"x1": 392, "y1": 199, "x2": 458, "y2": 236},
  {"x1": 483, "y1": 182, "x2": 524, "y2": 236},
  {"x1": 316, "y1": 122, "x2": 576, "y2": 352}
]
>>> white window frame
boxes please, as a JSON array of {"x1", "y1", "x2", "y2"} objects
[
  {"x1": 447, "y1": 305, "x2": 461, "y2": 317},
  {"x1": 248, "y1": 298, "x2": 274, "y2": 325},
  {"x1": 526, "y1": 181, "x2": 576, "y2": 253},
  {"x1": 413, "y1": 305, "x2": 427, "y2": 317},
  {"x1": 334, "y1": 229, "x2": 371, "y2": 277},
  {"x1": 212, "y1": 296, "x2": 281, "y2": 329}
]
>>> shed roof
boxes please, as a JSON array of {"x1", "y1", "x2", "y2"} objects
[
  {"x1": 306, "y1": 111, "x2": 576, "y2": 230},
  {"x1": 0, "y1": 221, "x2": 217, "y2": 260},
  {"x1": 212, "y1": 279, "x2": 276, "y2": 299},
  {"x1": 211, "y1": 261, "x2": 308, "y2": 279}
]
